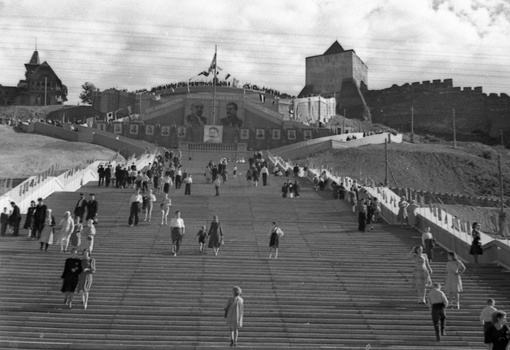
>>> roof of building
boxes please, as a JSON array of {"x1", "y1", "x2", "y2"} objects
[
  {"x1": 28, "y1": 50, "x2": 40, "y2": 65},
  {"x1": 323, "y1": 41, "x2": 344, "y2": 55}
]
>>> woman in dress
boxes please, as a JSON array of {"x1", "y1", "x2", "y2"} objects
[
  {"x1": 224, "y1": 286, "x2": 244, "y2": 347},
  {"x1": 39, "y1": 208, "x2": 55, "y2": 252},
  {"x1": 421, "y1": 227, "x2": 435, "y2": 262},
  {"x1": 23, "y1": 200, "x2": 37, "y2": 238},
  {"x1": 469, "y1": 222, "x2": 483, "y2": 264},
  {"x1": 61, "y1": 248, "x2": 83, "y2": 309},
  {"x1": 160, "y1": 194, "x2": 172, "y2": 226},
  {"x1": 444, "y1": 251, "x2": 466, "y2": 309},
  {"x1": 268, "y1": 221, "x2": 284, "y2": 259},
  {"x1": 76, "y1": 249, "x2": 96, "y2": 310},
  {"x1": 407, "y1": 200, "x2": 419, "y2": 230},
  {"x1": 348, "y1": 187, "x2": 358, "y2": 212},
  {"x1": 397, "y1": 196, "x2": 409, "y2": 228},
  {"x1": 69, "y1": 222, "x2": 83, "y2": 251},
  {"x1": 82, "y1": 219, "x2": 96, "y2": 253},
  {"x1": 408, "y1": 245, "x2": 432, "y2": 304},
  {"x1": 58, "y1": 211, "x2": 75, "y2": 253},
  {"x1": 207, "y1": 215, "x2": 224, "y2": 256}
]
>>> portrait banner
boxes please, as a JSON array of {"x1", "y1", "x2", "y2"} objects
[
  {"x1": 272, "y1": 129, "x2": 281, "y2": 140},
  {"x1": 303, "y1": 129, "x2": 313, "y2": 140},
  {"x1": 204, "y1": 125, "x2": 223, "y2": 143},
  {"x1": 287, "y1": 129, "x2": 296, "y2": 140},
  {"x1": 184, "y1": 99, "x2": 210, "y2": 127},
  {"x1": 113, "y1": 123, "x2": 123, "y2": 134},
  {"x1": 129, "y1": 124, "x2": 139, "y2": 135},
  {"x1": 145, "y1": 125, "x2": 154, "y2": 136},
  {"x1": 256, "y1": 129, "x2": 265, "y2": 140},
  {"x1": 177, "y1": 126, "x2": 187, "y2": 138},
  {"x1": 161, "y1": 126, "x2": 170, "y2": 136},
  {"x1": 240, "y1": 129, "x2": 249, "y2": 140},
  {"x1": 97, "y1": 123, "x2": 106, "y2": 132},
  {"x1": 218, "y1": 100, "x2": 244, "y2": 127}
]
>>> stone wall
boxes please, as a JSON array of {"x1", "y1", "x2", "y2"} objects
[{"x1": 365, "y1": 79, "x2": 510, "y2": 145}]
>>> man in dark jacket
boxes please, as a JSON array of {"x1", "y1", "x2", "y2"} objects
[
  {"x1": 9, "y1": 202, "x2": 22, "y2": 236},
  {"x1": 33, "y1": 198, "x2": 47, "y2": 239},
  {"x1": 73, "y1": 193, "x2": 88, "y2": 224},
  {"x1": 86, "y1": 193, "x2": 98, "y2": 224}
]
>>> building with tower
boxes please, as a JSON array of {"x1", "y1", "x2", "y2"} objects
[
  {"x1": 0, "y1": 49, "x2": 67, "y2": 106},
  {"x1": 299, "y1": 41, "x2": 371, "y2": 121}
]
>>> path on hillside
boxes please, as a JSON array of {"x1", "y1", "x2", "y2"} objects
[{"x1": 1, "y1": 157, "x2": 509, "y2": 349}]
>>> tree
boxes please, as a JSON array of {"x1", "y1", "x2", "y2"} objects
[{"x1": 79, "y1": 82, "x2": 96, "y2": 105}]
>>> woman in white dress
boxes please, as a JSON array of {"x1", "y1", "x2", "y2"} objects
[{"x1": 59, "y1": 211, "x2": 75, "y2": 253}]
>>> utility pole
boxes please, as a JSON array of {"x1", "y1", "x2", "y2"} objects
[
  {"x1": 343, "y1": 108, "x2": 346, "y2": 133},
  {"x1": 498, "y1": 154, "x2": 507, "y2": 238},
  {"x1": 411, "y1": 105, "x2": 414, "y2": 143},
  {"x1": 384, "y1": 138, "x2": 388, "y2": 187},
  {"x1": 452, "y1": 108, "x2": 457, "y2": 149}
]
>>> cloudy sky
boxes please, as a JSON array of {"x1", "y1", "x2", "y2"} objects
[{"x1": 1, "y1": 0, "x2": 509, "y2": 104}]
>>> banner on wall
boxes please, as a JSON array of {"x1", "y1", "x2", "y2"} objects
[
  {"x1": 256, "y1": 129, "x2": 265, "y2": 139},
  {"x1": 204, "y1": 125, "x2": 223, "y2": 143},
  {"x1": 184, "y1": 97, "x2": 244, "y2": 127},
  {"x1": 303, "y1": 129, "x2": 313, "y2": 140},
  {"x1": 177, "y1": 126, "x2": 187, "y2": 138},
  {"x1": 97, "y1": 123, "x2": 106, "y2": 132},
  {"x1": 113, "y1": 123, "x2": 123, "y2": 134},
  {"x1": 146, "y1": 125, "x2": 154, "y2": 136},
  {"x1": 272, "y1": 129, "x2": 281, "y2": 140},
  {"x1": 161, "y1": 126, "x2": 170, "y2": 136},
  {"x1": 287, "y1": 129, "x2": 296, "y2": 140},
  {"x1": 240, "y1": 129, "x2": 249, "y2": 140},
  {"x1": 129, "y1": 124, "x2": 139, "y2": 135}
]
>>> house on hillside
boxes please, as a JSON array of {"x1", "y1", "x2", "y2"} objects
[{"x1": 0, "y1": 49, "x2": 68, "y2": 106}]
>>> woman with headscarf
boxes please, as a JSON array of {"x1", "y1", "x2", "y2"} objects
[
  {"x1": 224, "y1": 286, "x2": 244, "y2": 347},
  {"x1": 207, "y1": 215, "x2": 224, "y2": 256},
  {"x1": 57, "y1": 211, "x2": 74, "y2": 252},
  {"x1": 39, "y1": 208, "x2": 55, "y2": 252}
]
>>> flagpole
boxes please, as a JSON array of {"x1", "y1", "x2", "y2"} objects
[{"x1": 212, "y1": 45, "x2": 217, "y2": 125}]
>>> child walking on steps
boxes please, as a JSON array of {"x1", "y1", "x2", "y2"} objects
[{"x1": 196, "y1": 225, "x2": 207, "y2": 253}]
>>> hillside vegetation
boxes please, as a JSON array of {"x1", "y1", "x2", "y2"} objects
[
  {"x1": 302, "y1": 141, "x2": 510, "y2": 200},
  {"x1": 0, "y1": 125, "x2": 123, "y2": 179}
]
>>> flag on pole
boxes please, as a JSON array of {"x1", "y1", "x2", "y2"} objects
[
  {"x1": 199, "y1": 71, "x2": 210, "y2": 77},
  {"x1": 259, "y1": 94, "x2": 266, "y2": 103},
  {"x1": 225, "y1": 74, "x2": 231, "y2": 80},
  {"x1": 106, "y1": 112, "x2": 114, "y2": 122},
  {"x1": 208, "y1": 53, "x2": 217, "y2": 75}
]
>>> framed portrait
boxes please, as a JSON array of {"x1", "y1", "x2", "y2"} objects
[
  {"x1": 287, "y1": 129, "x2": 296, "y2": 140},
  {"x1": 204, "y1": 125, "x2": 223, "y2": 143},
  {"x1": 129, "y1": 124, "x2": 139, "y2": 135},
  {"x1": 240, "y1": 129, "x2": 249, "y2": 140},
  {"x1": 113, "y1": 123, "x2": 123, "y2": 134},
  {"x1": 177, "y1": 126, "x2": 187, "y2": 138},
  {"x1": 161, "y1": 126, "x2": 170, "y2": 136},
  {"x1": 272, "y1": 129, "x2": 281, "y2": 140},
  {"x1": 97, "y1": 123, "x2": 106, "y2": 132},
  {"x1": 303, "y1": 129, "x2": 313, "y2": 140},
  {"x1": 256, "y1": 129, "x2": 265, "y2": 140},
  {"x1": 146, "y1": 125, "x2": 154, "y2": 136}
]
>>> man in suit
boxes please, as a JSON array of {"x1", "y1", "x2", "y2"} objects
[
  {"x1": 104, "y1": 165, "x2": 112, "y2": 187},
  {"x1": 33, "y1": 198, "x2": 47, "y2": 239},
  {"x1": 9, "y1": 202, "x2": 22, "y2": 236},
  {"x1": 85, "y1": 194, "x2": 98, "y2": 225},
  {"x1": 220, "y1": 102, "x2": 243, "y2": 127},
  {"x1": 97, "y1": 165, "x2": 105, "y2": 186},
  {"x1": 185, "y1": 102, "x2": 207, "y2": 127},
  {"x1": 73, "y1": 193, "x2": 88, "y2": 224}
]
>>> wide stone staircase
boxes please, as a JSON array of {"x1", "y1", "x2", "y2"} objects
[{"x1": 1, "y1": 157, "x2": 509, "y2": 349}]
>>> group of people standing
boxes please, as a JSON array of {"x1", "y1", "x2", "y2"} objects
[{"x1": 0, "y1": 201, "x2": 21, "y2": 236}]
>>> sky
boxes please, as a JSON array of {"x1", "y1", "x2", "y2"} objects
[{"x1": 1, "y1": 0, "x2": 509, "y2": 105}]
